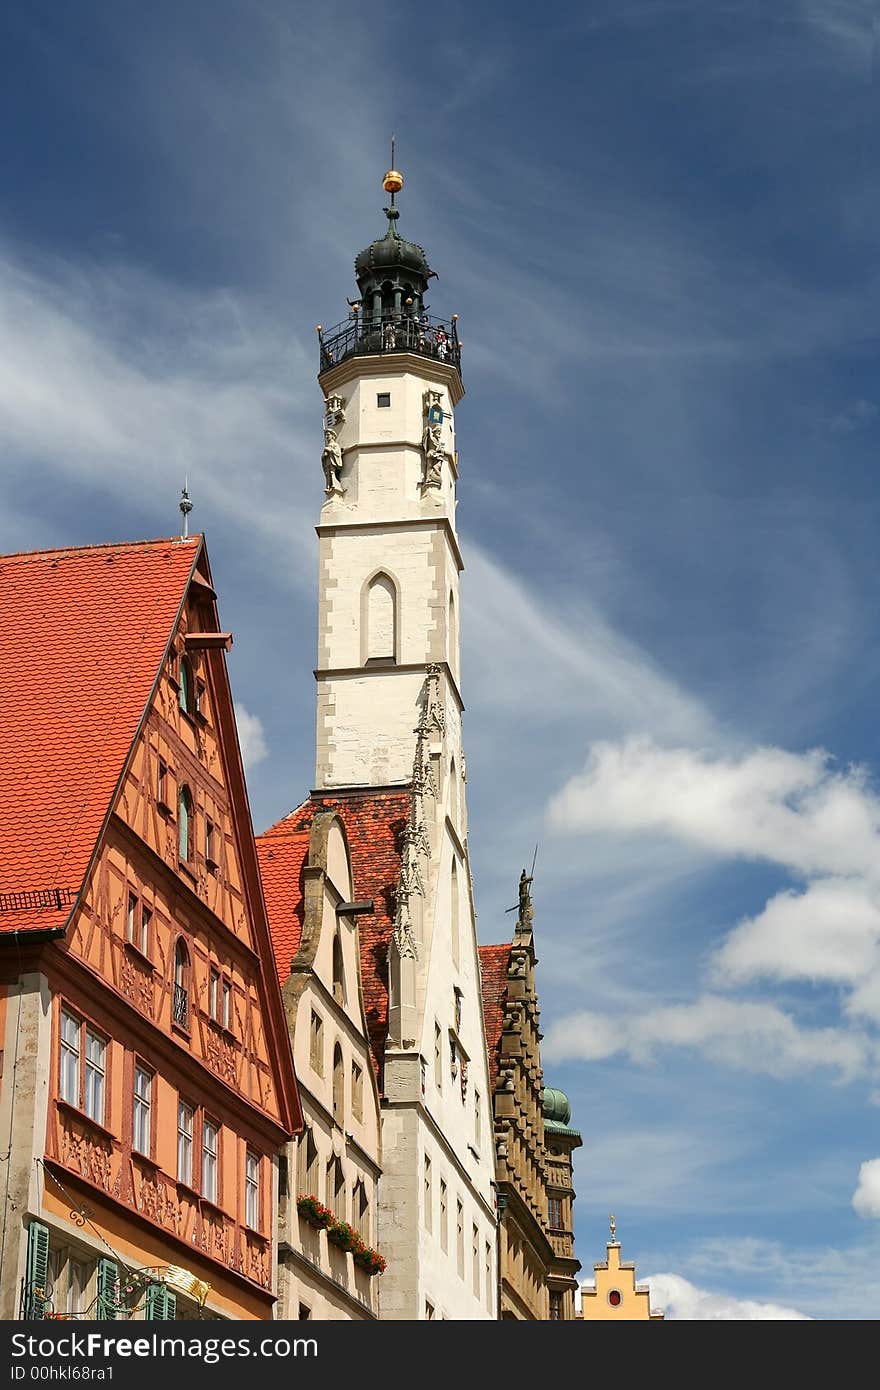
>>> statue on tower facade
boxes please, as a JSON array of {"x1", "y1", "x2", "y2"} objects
[
  {"x1": 322, "y1": 393, "x2": 347, "y2": 496},
  {"x1": 421, "y1": 389, "x2": 447, "y2": 489}
]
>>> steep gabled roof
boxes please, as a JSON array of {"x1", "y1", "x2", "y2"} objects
[
  {"x1": 254, "y1": 802, "x2": 312, "y2": 981},
  {"x1": 258, "y1": 787, "x2": 410, "y2": 1088},
  {"x1": 0, "y1": 537, "x2": 199, "y2": 934},
  {"x1": 479, "y1": 942, "x2": 512, "y2": 1091}
]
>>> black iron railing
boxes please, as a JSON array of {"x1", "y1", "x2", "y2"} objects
[
  {"x1": 318, "y1": 312, "x2": 461, "y2": 375},
  {"x1": 173, "y1": 984, "x2": 189, "y2": 1029}
]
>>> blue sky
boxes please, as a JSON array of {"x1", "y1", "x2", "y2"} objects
[{"x1": 2, "y1": 0, "x2": 878, "y2": 1318}]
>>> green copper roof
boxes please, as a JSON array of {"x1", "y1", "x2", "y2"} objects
[
  {"x1": 543, "y1": 1086, "x2": 572, "y2": 1127},
  {"x1": 354, "y1": 207, "x2": 433, "y2": 290}
]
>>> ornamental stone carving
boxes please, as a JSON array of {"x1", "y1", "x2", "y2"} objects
[
  {"x1": 421, "y1": 391, "x2": 448, "y2": 490},
  {"x1": 322, "y1": 394, "x2": 347, "y2": 497},
  {"x1": 60, "y1": 1124, "x2": 112, "y2": 1192}
]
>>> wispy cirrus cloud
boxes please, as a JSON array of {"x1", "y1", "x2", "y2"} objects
[{"x1": 544, "y1": 995, "x2": 876, "y2": 1081}]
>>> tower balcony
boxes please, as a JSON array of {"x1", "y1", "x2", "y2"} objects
[{"x1": 318, "y1": 311, "x2": 461, "y2": 377}]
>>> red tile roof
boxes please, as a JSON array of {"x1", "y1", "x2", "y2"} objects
[
  {"x1": 254, "y1": 803, "x2": 312, "y2": 981},
  {"x1": 258, "y1": 788, "x2": 410, "y2": 1089},
  {"x1": 479, "y1": 942, "x2": 512, "y2": 1091},
  {"x1": 0, "y1": 537, "x2": 199, "y2": 934}
]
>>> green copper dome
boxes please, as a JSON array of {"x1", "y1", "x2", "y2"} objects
[
  {"x1": 543, "y1": 1087, "x2": 572, "y2": 1127},
  {"x1": 355, "y1": 207, "x2": 432, "y2": 284}
]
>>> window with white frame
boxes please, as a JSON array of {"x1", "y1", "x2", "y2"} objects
[
  {"x1": 209, "y1": 968, "x2": 219, "y2": 1021},
  {"x1": 126, "y1": 893, "x2": 138, "y2": 945},
  {"x1": 138, "y1": 905, "x2": 151, "y2": 956},
  {"x1": 83, "y1": 1030, "x2": 106, "y2": 1124},
  {"x1": 221, "y1": 979, "x2": 232, "y2": 1029},
  {"x1": 245, "y1": 1151, "x2": 260, "y2": 1229},
  {"x1": 202, "y1": 1118, "x2": 219, "y2": 1204},
  {"x1": 177, "y1": 1101, "x2": 194, "y2": 1186},
  {"x1": 59, "y1": 1008, "x2": 80, "y2": 1106},
  {"x1": 132, "y1": 1066, "x2": 152, "y2": 1155}
]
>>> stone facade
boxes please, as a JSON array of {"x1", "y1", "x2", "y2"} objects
[
  {"x1": 302, "y1": 196, "x2": 498, "y2": 1318},
  {"x1": 480, "y1": 875, "x2": 582, "y2": 1319},
  {"x1": 256, "y1": 809, "x2": 383, "y2": 1319}
]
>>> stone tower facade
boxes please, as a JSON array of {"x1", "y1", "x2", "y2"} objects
[{"x1": 310, "y1": 170, "x2": 497, "y2": 1320}]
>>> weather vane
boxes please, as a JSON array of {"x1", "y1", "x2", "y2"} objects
[
  {"x1": 383, "y1": 133, "x2": 403, "y2": 205},
  {"x1": 179, "y1": 479, "x2": 193, "y2": 540}
]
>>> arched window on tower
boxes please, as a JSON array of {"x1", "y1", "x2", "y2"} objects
[
  {"x1": 332, "y1": 934, "x2": 345, "y2": 1005},
  {"x1": 363, "y1": 572, "x2": 397, "y2": 666},
  {"x1": 449, "y1": 757, "x2": 458, "y2": 828},
  {"x1": 448, "y1": 591, "x2": 457, "y2": 678},
  {"x1": 333, "y1": 1044, "x2": 344, "y2": 1123}
]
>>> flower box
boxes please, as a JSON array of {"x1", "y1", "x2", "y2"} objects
[
  {"x1": 354, "y1": 1247, "x2": 387, "y2": 1277},
  {"x1": 296, "y1": 1195, "x2": 333, "y2": 1230},
  {"x1": 327, "y1": 1220, "x2": 358, "y2": 1252}
]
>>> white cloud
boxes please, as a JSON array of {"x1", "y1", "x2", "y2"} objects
[
  {"x1": 715, "y1": 878, "x2": 880, "y2": 987},
  {"x1": 235, "y1": 703, "x2": 268, "y2": 771},
  {"x1": 464, "y1": 550, "x2": 713, "y2": 744},
  {"x1": 852, "y1": 1158, "x2": 880, "y2": 1219},
  {"x1": 644, "y1": 1272, "x2": 810, "y2": 1320},
  {"x1": 548, "y1": 738, "x2": 880, "y2": 882},
  {"x1": 544, "y1": 995, "x2": 875, "y2": 1081},
  {"x1": 0, "y1": 249, "x2": 317, "y2": 576},
  {"x1": 547, "y1": 737, "x2": 880, "y2": 1021}
]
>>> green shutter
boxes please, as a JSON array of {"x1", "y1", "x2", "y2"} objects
[
  {"x1": 145, "y1": 1284, "x2": 176, "y2": 1320},
  {"x1": 96, "y1": 1258, "x2": 119, "y2": 1320},
  {"x1": 24, "y1": 1220, "x2": 50, "y2": 1319}
]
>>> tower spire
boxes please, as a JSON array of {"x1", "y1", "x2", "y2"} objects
[{"x1": 179, "y1": 479, "x2": 193, "y2": 540}]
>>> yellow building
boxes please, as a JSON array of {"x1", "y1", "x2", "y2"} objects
[{"x1": 579, "y1": 1220, "x2": 665, "y2": 1320}]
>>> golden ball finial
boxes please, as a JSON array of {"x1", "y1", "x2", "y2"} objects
[{"x1": 383, "y1": 168, "x2": 404, "y2": 195}]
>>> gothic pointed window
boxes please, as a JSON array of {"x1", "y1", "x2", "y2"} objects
[
  {"x1": 448, "y1": 591, "x2": 457, "y2": 677},
  {"x1": 332, "y1": 933, "x2": 345, "y2": 1005},
  {"x1": 173, "y1": 939, "x2": 190, "y2": 1029},
  {"x1": 333, "y1": 1043, "x2": 344, "y2": 1123},
  {"x1": 364, "y1": 572, "x2": 397, "y2": 666}
]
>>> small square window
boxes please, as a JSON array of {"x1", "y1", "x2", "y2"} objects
[{"x1": 377, "y1": 392, "x2": 391, "y2": 408}]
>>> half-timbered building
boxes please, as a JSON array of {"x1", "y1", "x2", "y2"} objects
[{"x1": 0, "y1": 535, "x2": 300, "y2": 1321}]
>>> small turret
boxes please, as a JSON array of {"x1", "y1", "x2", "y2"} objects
[{"x1": 317, "y1": 153, "x2": 460, "y2": 377}]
